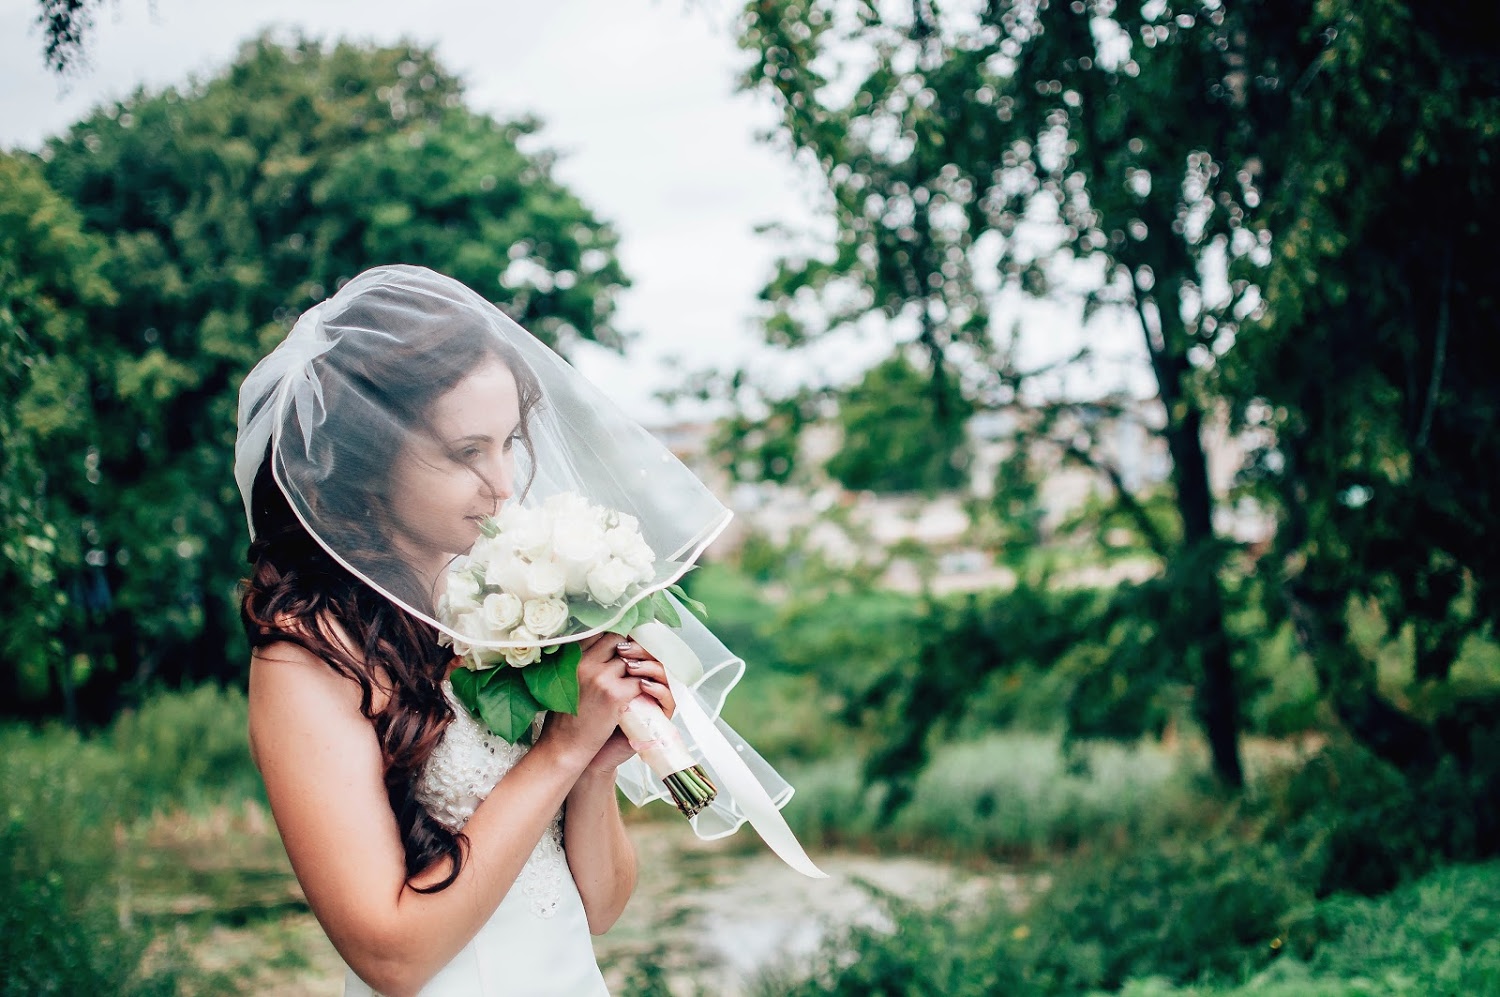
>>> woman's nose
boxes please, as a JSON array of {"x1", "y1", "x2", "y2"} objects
[{"x1": 480, "y1": 455, "x2": 515, "y2": 505}]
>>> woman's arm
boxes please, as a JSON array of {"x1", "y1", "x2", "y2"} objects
[
  {"x1": 561, "y1": 768, "x2": 636, "y2": 934},
  {"x1": 249, "y1": 635, "x2": 641, "y2": 997},
  {"x1": 558, "y1": 640, "x2": 675, "y2": 934}
]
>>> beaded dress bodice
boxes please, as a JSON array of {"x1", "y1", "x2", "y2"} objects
[{"x1": 412, "y1": 684, "x2": 566, "y2": 919}]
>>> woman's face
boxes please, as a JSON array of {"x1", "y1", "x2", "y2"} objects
[{"x1": 387, "y1": 360, "x2": 523, "y2": 561}]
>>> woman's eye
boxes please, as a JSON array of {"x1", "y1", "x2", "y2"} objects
[{"x1": 456, "y1": 446, "x2": 483, "y2": 462}]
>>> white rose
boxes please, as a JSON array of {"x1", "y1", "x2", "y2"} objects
[
  {"x1": 523, "y1": 597, "x2": 571, "y2": 638},
  {"x1": 451, "y1": 609, "x2": 487, "y2": 657},
  {"x1": 585, "y1": 557, "x2": 638, "y2": 606},
  {"x1": 468, "y1": 536, "x2": 512, "y2": 566},
  {"x1": 482, "y1": 592, "x2": 524, "y2": 634},
  {"x1": 445, "y1": 572, "x2": 483, "y2": 618},
  {"x1": 607, "y1": 528, "x2": 657, "y2": 575},
  {"x1": 554, "y1": 524, "x2": 609, "y2": 596},
  {"x1": 486, "y1": 556, "x2": 536, "y2": 602},
  {"x1": 554, "y1": 519, "x2": 609, "y2": 565},
  {"x1": 503, "y1": 627, "x2": 542, "y2": 668},
  {"x1": 605, "y1": 510, "x2": 639, "y2": 534},
  {"x1": 525, "y1": 558, "x2": 567, "y2": 599},
  {"x1": 497, "y1": 505, "x2": 552, "y2": 560},
  {"x1": 543, "y1": 492, "x2": 596, "y2": 519}
]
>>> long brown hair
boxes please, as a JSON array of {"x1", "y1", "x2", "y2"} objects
[{"x1": 241, "y1": 290, "x2": 541, "y2": 892}]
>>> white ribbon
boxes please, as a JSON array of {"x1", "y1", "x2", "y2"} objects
[{"x1": 630, "y1": 620, "x2": 828, "y2": 880}]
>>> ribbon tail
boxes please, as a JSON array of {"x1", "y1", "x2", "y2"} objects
[{"x1": 631, "y1": 621, "x2": 829, "y2": 880}]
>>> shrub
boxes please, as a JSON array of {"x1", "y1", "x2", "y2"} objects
[
  {"x1": 1024, "y1": 835, "x2": 1307, "y2": 993},
  {"x1": 1283, "y1": 861, "x2": 1500, "y2": 995},
  {"x1": 0, "y1": 683, "x2": 258, "y2": 995},
  {"x1": 781, "y1": 733, "x2": 1196, "y2": 862},
  {"x1": 749, "y1": 887, "x2": 1029, "y2": 997},
  {"x1": 756, "y1": 830, "x2": 1310, "y2": 996},
  {"x1": 109, "y1": 682, "x2": 261, "y2": 814},
  {"x1": 1264, "y1": 736, "x2": 1498, "y2": 897},
  {"x1": 0, "y1": 725, "x2": 193, "y2": 995}
]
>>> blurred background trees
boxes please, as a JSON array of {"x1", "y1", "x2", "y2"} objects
[
  {"x1": 727, "y1": 0, "x2": 1499, "y2": 814},
  {"x1": 2, "y1": 35, "x2": 627, "y2": 722}
]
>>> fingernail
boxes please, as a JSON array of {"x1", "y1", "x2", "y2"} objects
[
  {"x1": 616, "y1": 641, "x2": 634, "y2": 651},
  {"x1": 625, "y1": 660, "x2": 643, "y2": 671}
]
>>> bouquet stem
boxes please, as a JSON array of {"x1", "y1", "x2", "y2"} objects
[
  {"x1": 619, "y1": 696, "x2": 718, "y2": 819},
  {"x1": 662, "y1": 765, "x2": 718, "y2": 819}
]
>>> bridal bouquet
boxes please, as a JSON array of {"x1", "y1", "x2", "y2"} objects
[{"x1": 436, "y1": 492, "x2": 718, "y2": 818}]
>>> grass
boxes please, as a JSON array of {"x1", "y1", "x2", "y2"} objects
[
  {"x1": 0, "y1": 686, "x2": 324, "y2": 995},
  {"x1": 780, "y1": 732, "x2": 1201, "y2": 861}
]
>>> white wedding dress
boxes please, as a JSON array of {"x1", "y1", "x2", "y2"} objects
[{"x1": 344, "y1": 683, "x2": 610, "y2": 996}]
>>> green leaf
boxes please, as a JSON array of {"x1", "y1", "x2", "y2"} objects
[
  {"x1": 617, "y1": 598, "x2": 651, "y2": 634},
  {"x1": 651, "y1": 561, "x2": 685, "y2": 586},
  {"x1": 570, "y1": 600, "x2": 615, "y2": 629},
  {"x1": 448, "y1": 666, "x2": 483, "y2": 717},
  {"x1": 668, "y1": 584, "x2": 708, "y2": 621},
  {"x1": 474, "y1": 668, "x2": 542, "y2": 743},
  {"x1": 651, "y1": 590, "x2": 682, "y2": 629},
  {"x1": 522, "y1": 643, "x2": 581, "y2": 714}
]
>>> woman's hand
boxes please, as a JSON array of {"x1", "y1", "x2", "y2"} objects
[{"x1": 537, "y1": 633, "x2": 676, "y2": 775}]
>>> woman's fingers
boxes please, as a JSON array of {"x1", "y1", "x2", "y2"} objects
[
  {"x1": 637, "y1": 677, "x2": 675, "y2": 718},
  {"x1": 623, "y1": 658, "x2": 675, "y2": 717},
  {"x1": 579, "y1": 632, "x2": 626, "y2": 668},
  {"x1": 622, "y1": 656, "x2": 667, "y2": 682}
]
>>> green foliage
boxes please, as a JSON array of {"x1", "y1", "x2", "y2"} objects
[
  {"x1": 1282, "y1": 861, "x2": 1500, "y2": 994},
  {"x1": 735, "y1": 0, "x2": 1307, "y2": 786},
  {"x1": 1027, "y1": 837, "x2": 1305, "y2": 993},
  {"x1": 451, "y1": 665, "x2": 538, "y2": 743},
  {"x1": 1220, "y1": 1, "x2": 1500, "y2": 773},
  {"x1": 756, "y1": 843, "x2": 1500, "y2": 997},
  {"x1": 750, "y1": 888, "x2": 1025, "y2": 997},
  {"x1": 1262, "y1": 734, "x2": 1500, "y2": 898},
  {"x1": 4, "y1": 35, "x2": 628, "y2": 719},
  {"x1": 0, "y1": 153, "x2": 116, "y2": 713},
  {"x1": 754, "y1": 828, "x2": 1311, "y2": 996},
  {"x1": 783, "y1": 733, "x2": 1194, "y2": 862},
  {"x1": 521, "y1": 644, "x2": 583, "y2": 715},
  {"x1": 0, "y1": 853, "x2": 186, "y2": 996},
  {"x1": 0, "y1": 713, "x2": 215, "y2": 995},
  {"x1": 107, "y1": 682, "x2": 261, "y2": 810},
  {"x1": 825, "y1": 350, "x2": 974, "y2": 495}
]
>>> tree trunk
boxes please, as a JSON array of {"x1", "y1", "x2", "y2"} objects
[
  {"x1": 1136, "y1": 269, "x2": 1245, "y2": 789},
  {"x1": 1163, "y1": 404, "x2": 1245, "y2": 789}
]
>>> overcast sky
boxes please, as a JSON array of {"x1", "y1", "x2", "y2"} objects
[{"x1": 1, "y1": 0, "x2": 1148, "y2": 423}]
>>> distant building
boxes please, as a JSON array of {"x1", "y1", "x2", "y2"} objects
[{"x1": 646, "y1": 398, "x2": 1274, "y2": 590}]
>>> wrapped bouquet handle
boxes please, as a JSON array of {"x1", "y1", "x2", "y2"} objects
[{"x1": 631, "y1": 621, "x2": 828, "y2": 880}]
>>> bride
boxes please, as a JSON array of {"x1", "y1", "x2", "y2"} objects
[{"x1": 235, "y1": 266, "x2": 702, "y2": 996}]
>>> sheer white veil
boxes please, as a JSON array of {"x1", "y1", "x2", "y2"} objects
[{"x1": 234, "y1": 264, "x2": 792, "y2": 838}]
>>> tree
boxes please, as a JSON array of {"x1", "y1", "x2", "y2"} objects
[
  {"x1": 734, "y1": 0, "x2": 1276, "y2": 786},
  {"x1": 1228, "y1": 0, "x2": 1500, "y2": 778},
  {"x1": 827, "y1": 349, "x2": 974, "y2": 493},
  {"x1": 733, "y1": 0, "x2": 1500, "y2": 810},
  {"x1": 0, "y1": 153, "x2": 116, "y2": 721},
  {"x1": 3, "y1": 36, "x2": 629, "y2": 722}
]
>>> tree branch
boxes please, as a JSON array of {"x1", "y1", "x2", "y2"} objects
[
  {"x1": 1415, "y1": 240, "x2": 1452, "y2": 451},
  {"x1": 1057, "y1": 437, "x2": 1171, "y2": 560}
]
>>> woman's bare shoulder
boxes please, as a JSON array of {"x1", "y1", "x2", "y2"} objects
[{"x1": 247, "y1": 613, "x2": 392, "y2": 767}]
